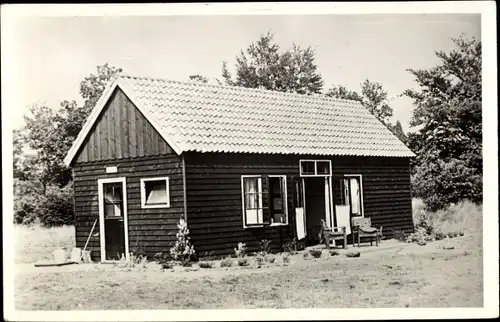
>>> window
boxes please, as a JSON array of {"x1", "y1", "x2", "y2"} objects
[
  {"x1": 103, "y1": 182, "x2": 124, "y2": 218},
  {"x1": 299, "y1": 160, "x2": 332, "y2": 176},
  {"x1": 269, "y1": 176, "x2": 288, "y2": 225},
  {"x1": 333, "y1": 175, "x2": 364, "y2": 216},
  {"x1": 241, "y1": 176, "x2": 265, "y2": 227},
  {"x1": 140, "y1": 177, "x2": 170, "y2": 208},
  {"x1": 241, "y1": 175, "x2": 289, "y2": 228}
]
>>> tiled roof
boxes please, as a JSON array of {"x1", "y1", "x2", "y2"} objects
[
  {"x1": 118, "y1": 75, "x2": 415, "y2": 157},
  {"x1": 64, "y1": 74, "x2": 415, "y2": 166}
]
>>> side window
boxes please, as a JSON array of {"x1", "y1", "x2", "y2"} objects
[
  {"x1": 269, "y1": 176, "x2": 288, "y2": 225},
  {"x1": 241, "y1": 176, "x2": 265, "y2": 227},
  {"x1": 140, "y1": 177, "x2": 170, "y2": 208}
]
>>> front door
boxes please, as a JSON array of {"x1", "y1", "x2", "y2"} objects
[
  {"x1": 98, "y1": 178, "x2": 129, "y2": 261},
  {"x1": 304, "y1": 177, "x2": 326, "y2": 244}
]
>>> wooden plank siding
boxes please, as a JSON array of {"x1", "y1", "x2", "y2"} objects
[
  {"x1": 75, "y1": 88, "x2": 172, "y2": 163},
  {"x1": 73, "y1": 155, "x2": 184, "y2": 261},
  {"x1": 72, "y1": 89, "x2": 184, "y2": 261},
  {"x1": 184, "y1": 152, "x2": 413, "y2": 257}
]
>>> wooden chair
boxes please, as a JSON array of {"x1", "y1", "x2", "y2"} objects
[
  {"x1": 319, "y1": 219, "x2": 347, "y2": 249},
  {"x1": 351, "y1": 217, "x2": 383, "y2": 247}
]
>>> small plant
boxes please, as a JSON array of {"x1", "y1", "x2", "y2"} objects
[
  {"x1": 330, "y1": 250, "x2": 340, "y2": 256},
  {"x1": 259, "y1": 239, "x2": 272, "y2": 256},
  {"x1": 393, "y1": 229, "x2": 408, "y2": 242},
  {"x1": 254, "y1": 255, "x2": 263, "y2": 267},
  {"x1": 181, "y1": 261, "x2": 193, "y2": 267},
  {"x1": 199, "y1": 261, "x2": 213, "y2": 269},
  {"x1": 309, "y1": 249, "x2": 322, "y2": 258},
  {"x1": 283, "y1": 238, "x2": 298, "y2": 255},
  {"x1": 170, "y1": 217, "x2": 196, "y2": 264},
  {"x1": 161, "y1": 261, "x2": 173, "y2": 270},
  {"x1": 447, "y1": 231, "x2": 455, "y2": 239},
  {"x1": 264, "y1": 254, "x2": 276, "y2": 263},
  {"x1": 237, "y1": 258, "x2": 249, "y2": 266},
  {"x1": 220, "y1": 257, "x2": 233, "y2": 268},
  {"x1": 434, "y1": 228, "x2": 446, "y2": 241},
  {"x1": 282, "y1": 253, "x2": 290, "y2": 264},
  {"x1": 459, "y1": 231, "x2": 465, "y2": 237},
  {"x1": 303, "y1": 252, "x2": 309, "y2": 260},
  {"x1": 234, "y1": 242, "x2": 247, "y2": 258}
]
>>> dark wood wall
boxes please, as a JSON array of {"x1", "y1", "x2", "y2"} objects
[
  {"x1": 184, "y1": 152, "x2": 413, "y2": 257},
  {"x1": 75, "y1": 88, "x2": 173, "y2": 163},
  {"x1": 72, "y1": 87, "x2": 184, "y2": 261}
]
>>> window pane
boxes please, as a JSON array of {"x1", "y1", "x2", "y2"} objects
[
  {"x1": 104, "y1": 183, "x2": 122, "y2": 217},
  {"x1": 316, "y1": 161, "x2": 331, "y2": 174},
  {"x1": 270, "y1": 177, "x2": 287, "y2": 224},
  {"x1": 300, "y1": 161, "x2": 315, "y2": 175},
  {"x1": 145, "y1": 180, "x2": 168, "y2": 204},
  {"x1": 350, "y1": 178, "x2": 361, "y2": 215}
]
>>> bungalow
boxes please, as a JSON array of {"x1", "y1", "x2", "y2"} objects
[{"x1": 63, "y1": 75, "x2": 415, "y2": 262}]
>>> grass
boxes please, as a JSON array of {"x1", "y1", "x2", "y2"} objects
[
  {"x1": 14, "y1": 231, "x2": 483, "y2": 309},
  {"x1": 13, "y1": 200, "x2": 483, "y2": 309},
  {"x1": 14, "y1": 224, "x2": 75, "y2": 264},
  {"x1": 412, "y1": 198, "x2": 483, "y2": 236}
]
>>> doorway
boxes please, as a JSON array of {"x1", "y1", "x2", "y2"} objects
[
  {"x1": 304, "y1": 177, "x2": 332, "y2": 245},
  {"x1": 98, "y1": 177, "x2": 129, "y2": 261}
]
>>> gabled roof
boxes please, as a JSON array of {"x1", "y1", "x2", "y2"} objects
[{"x1": 64, "y1": 74, "x2": 415, "y2": 166}]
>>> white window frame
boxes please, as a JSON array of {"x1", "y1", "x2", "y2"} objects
[
  {"x1": 140, "y1": 177, "x2": 170, "y2": 209},
  {"x1": 299, "y1": 159, "x2": 332, "y2": 177},
  {"x1": 269, "y1": 175, "x2": 289, "y2": 227},
  {"x1": 344, "y1": 174, "x2": 365, "y2": 217},
  {"x1": 241, "y1": 175, "x2": 264, "y2": 228}
]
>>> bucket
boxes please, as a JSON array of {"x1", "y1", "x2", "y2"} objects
[{"x1": 53, "y1": 249, "x2": 66, "y2": 263}]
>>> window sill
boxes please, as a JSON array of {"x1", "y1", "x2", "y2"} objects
[
  {"x1": 270, "y1": 223, "x2": 288, "y2": 227},
  {"x1": 243, "y1": 225, "x2": 264, "y2": 229},
  {"x1": 141, "y1": 204, "x2": 170, "y2": 209}
]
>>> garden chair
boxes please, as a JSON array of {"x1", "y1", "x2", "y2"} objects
[
  {"x1": 319, "y1": 219, "x2": 347, "y2": 249},
  {"x1": 351, "y1": 217, "x2": 383, "y2": 247}
]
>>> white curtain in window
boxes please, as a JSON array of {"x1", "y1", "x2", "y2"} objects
[
  {"x1": 350, "y1": 178, "x2": 360, "y2": 215},
  {"x1": 244, "y1": 178, "x2": 262, "y2": 225},
  {"x1": 146, "y1": 182, "x2": 167, "y2": 204}
]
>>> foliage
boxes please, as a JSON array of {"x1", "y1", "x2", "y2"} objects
[
  {"x1": 13, "y1": 179, "x2": 74, "y2": 227},
  {"x1": 283, "y1": 238, "x2": 298, "y2": 255},
  {"x1": 258, "y1": 239, "x2": 272, "y2": 256},
  {"x1": 220, "y1": 257, "x2": 233, "y2": 268},
  {"x1": 221, "y1": 31, "x2": 324, "y2": 95},
  {"x1": 330, "y1": 250, "x2": 340, "y2": 256},
  {"x1": 234, "y1": 242, "x2": 247, "y2": 258},
  {"x1": 237, "y1": 258, "x2": 249, "y2": 267},
  {"x1": 153, "y1": 252, "x2": 173, "y2": 265},
  {"x1": 282, "y1": 253, "x2": 290, "y2": 264},
  {"x1": 161, "y1": 261, "x2": 173, "y2": 270},
  {"x1": 403, "y1": 35, "x2": 482, "y2": 211},
  {"x1": 392, "y1": 229, "x2": 408, "y2": 242},
  {"x1": 80, "y1": 63, "x2": 123, "y2": 111},
  {"x1": 199, "y1": 262, "x2": 213, "y2": 269},
  {"x1": 169, "y1": 217, "x2": 196, "y2": 263},
  {"x1": 302, "y1": 252, "x2": 309, "y2": 259},
  {"x1": 254, "y1": 255, "x2": 264, "y2": 267},
  {"x1": 309, "y1": 249, "x2": 322, "y2": 258},
  {"x1": 263, "y1": 254, "x2": 276, "y2": 263},
  {"x1": 188, "y1": 74, "x2": 209, "y2": 83}
]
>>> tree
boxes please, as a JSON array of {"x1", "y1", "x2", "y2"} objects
[
  {"x1": 80, "y1": 63, "x2": 123, "y2": 112},
  {"x1": 386, "y1": 120, "x2": 408, "y2": 144},
  {"x1": 188, "y1": 74, "x2": 209, "y2": 83},
  {"x1": 222, "y1": 32, "x2": 324, "y2": 94},
  {"x1": 403, "y1": 35, "x2": 482, "y2": 211},
  {"x1": 327, "y1": 79, "x2": 394, "y2": 124}
]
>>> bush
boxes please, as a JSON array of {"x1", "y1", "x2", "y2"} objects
[
  {"x1": 220, "y1": 257, "x2": 233, "y2": 268},
  {"x1": 170, "y1": 217, "x2": 195, "y2": 263},
  {"x1": 259, "y1": 239, "x2": 272, "y2": 256},
  {"x1": 254, "y1": 256, "x2": 263, "y2": 267},
  {"x1": 330, "y1": 250, "x2": 340, "y2": 256},
  {"x1": 283, "y1": 238, "x2": 298, "y2": 255},
  {"x1": 309, "y1": 249, "x2": 322, "y2": 258},
  {"x1": 13, "y1": 180, "x2": 74, "y2": 227},
  {"x1": 264, "y1": 254, "x2": 276, "y2": 263},
  {"x1": 234, "y1": 242, "x2": 247, "y2": 258},
  {"x1": 199, "y1": 262, "x2": 213, "y2": 269},
  {"x1": 303, "y1": 252, "x2": 309, "y2": 260},
  {"x1": 392, "y1": 229, "x2": 408, "y2": 242},
  {"x1": 237, "y1": 258, "x2": 249, "y2": 266},
  {"x1": 282, "y1": 253, "x2": 290, "y2": 264},
  {"x1": 161, "y1": 262, "x2": 173, "y2": 269}
]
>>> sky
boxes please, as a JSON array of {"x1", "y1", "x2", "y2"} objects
[{"x1": 3, "y1": 12, "x2": 481, "y2": 132}]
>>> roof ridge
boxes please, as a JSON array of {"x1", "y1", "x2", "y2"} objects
[{"x1": 117, "y1": 73, "x2": 364, "y2": 106}]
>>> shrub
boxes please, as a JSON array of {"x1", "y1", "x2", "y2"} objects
[
  {"x1": 259, "y1": 239, "x2": 272, "y2": 256},
  {"x1": 237, "y1": 258, "x2": 249, "y2": 266},
  {"x1": 254, "y1": 256, "x2": 263, "y2": 267},
  {"x1": 303, "y1": 252, "x2": 309, "y2": 260},
  {"x1": 181, "y1": 261, "x2": 193, "y2": 267},
  {"x1": 330, "y1": 250, "x2": 340, "y2": 256},
  {"x1": 264, "y1": 254, "x2": 276, "y2": 263},
  {"x1": 283, "y1": 238, "x2": 298, "y2": 255},
  {"x1": 234, "y1": 242, "x2": 247, "y2": 258},
  {"x1": 309, "y1": 249, "x2": 322, "y2": 258},
  {"x1": 199, "y1": 261, "x2": 213, "y2": 269},
  {"x1": 220, "y1": 257, "x2": 233, "y2": 268},
  {"x1": 161, "y1": 261, "x2": 173, "y2": 269},
  {"x1": 282, "y1": 253, "x2": 290, "y2": 264},
  {"x1": 392, "y1": 229, "x2": 408, "y2": 242},
  {"x1": 434, "y1": 228, "x2": 446, "y2": 241},
  {"x1": 153, "y1": 252, "x2": 173, "y2": 265},
  {"x1": 170, "y1": 217, "x2": 195, "y2": 263},
  {"x1": 14, "y1": 180, "x2": 74, "y2": 227}
]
